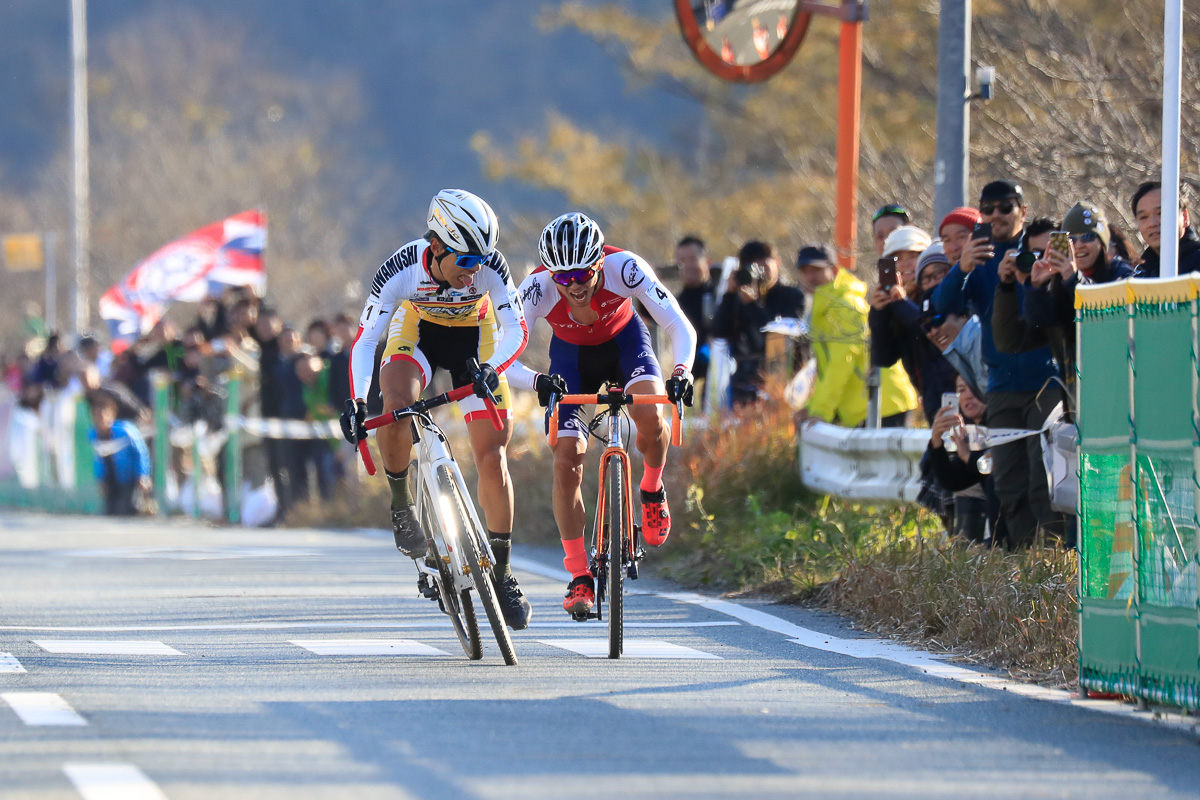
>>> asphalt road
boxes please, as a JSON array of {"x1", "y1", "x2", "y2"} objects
[{"x1": 1, "y1": 511, "x2": 1198, "y2": 800}]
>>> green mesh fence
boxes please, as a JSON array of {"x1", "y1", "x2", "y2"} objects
[{"x1": 1077, "y1": 281, "x2": 1200, "y2": 710}]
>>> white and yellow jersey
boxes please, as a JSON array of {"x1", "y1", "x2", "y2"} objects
[{"x1": 349, "y1": 238, "x2": 527, "y2": 401}]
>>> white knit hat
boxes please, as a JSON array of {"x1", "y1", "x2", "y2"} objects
[{"x1": 882, "y1": 225, "x2": 933, "y2": 258}]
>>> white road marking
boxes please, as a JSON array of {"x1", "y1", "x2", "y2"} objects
[
  {"x1": 0, "y1": 620, "x2": 738, "y2": 633},
  {"x1": 35, "y1": 640, "x2": 184, "y2": 655},
  {"x1": 291, "y1": 639, "x2": 450, "y2": 656},
  {"x1": 63, "y1": 763, "x2": 168, "y2": 800},
  {"x1": 539, "y1": 639, "x2": 721, "y2": 659},
  {"x1": 63, "y1": 546, "x2": 317, "y2": 560},
  {"x1": 0, "y1": 653, "x2": 26, "y2": 673},
  {"x1": 2, "y1": 692, "x2": 87, "y2": 726},
  {"x1": 514, "y1": 554, "x2": 1198, "y2": 733}
]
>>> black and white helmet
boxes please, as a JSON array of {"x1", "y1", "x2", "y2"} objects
[
  {"x1": 539, "y1": 212, "x2": 605, "y2": 272},
  {"x1": 427, "y1": 189, "x2": 499, "y2": 256}
]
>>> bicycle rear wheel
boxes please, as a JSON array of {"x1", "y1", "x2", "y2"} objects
[
  {"x1": 420, "y1": 478, "x2": 481, "y2": 660},
  {"x1": 438, "y1": 465, "x2": 518, "y2": 666},
  {"x1": 605, "y1": 454, "x2": 626, "y2": 659}
]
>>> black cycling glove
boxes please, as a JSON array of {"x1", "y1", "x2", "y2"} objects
[
  {"x1": 535, "y1": 373, "x2": 568, "y2": 407},
  {"x1": 340, "y1": 398, "x2": 368, "y2": 444},
  {"x1": 665, "y1": 373, "x2": 694, "y2": 407},
  {"x1": 472, "y1": 363, "x2": 500, "y2": 399}
]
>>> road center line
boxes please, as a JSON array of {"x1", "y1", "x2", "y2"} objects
[
  {"x1": 2, "y1": 692, "x2": 87, "y2": 726},
  {"x1": 63, "y1": 763, "x2": 168, "y2": 800}
]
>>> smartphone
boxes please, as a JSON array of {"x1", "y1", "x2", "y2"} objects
[
  {"x1": 1048, "y1": 231, "x2": 1071, "y2": 259},
  {"x1": 941, "y1": 392, "x2": 959, "y2": 415},
  {"x1": 972, "y1": 221, "x2": 993, "y2": 242},
  {"x1": 877, "y1": 256, "x2": 897, "y2": 290}
]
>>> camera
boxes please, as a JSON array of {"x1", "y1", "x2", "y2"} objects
[
  {"x1": 1014, "y1": 248, "x2": 1041, "y2": 272},
  {"x1": 735, "y1": 262, "x2": 764, "y2": 287}
]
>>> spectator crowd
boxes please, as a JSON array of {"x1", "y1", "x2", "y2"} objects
[
  {"x1": 664, "y1": 179, "x2": 1197, "y2": 551},
  {"x1": 3, "y1": 178, "x2": 1195, "y2": 542},
  {"x1": 2, "y1": 286, "x2": 362, "y2": 521}
]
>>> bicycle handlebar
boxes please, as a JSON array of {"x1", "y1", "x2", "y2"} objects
[
  {"x1": 547, "y1": 392, "x2": 683, "y2": 448},
  {"x1": 356, "y1": 381, "x2": 503, "y2": 475}
]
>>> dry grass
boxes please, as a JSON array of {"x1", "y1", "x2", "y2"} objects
[{"x1": 818, "y1": 541, "x2": 1079, "y2": 685}]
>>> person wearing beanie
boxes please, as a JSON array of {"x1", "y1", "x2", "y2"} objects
[
  {"x1": 994, "y1": 202, "x2": 1135, "y2": 412},
  {"x1": 881, "y1": 225, "x2": 933, "y2": 297},
  {"x1": 915, "y1": 241, "x2": 951, "y2": 298},
  {"x1": 938, "y1": 206, "x2": 983, "y2": 267},
  {"x1": 931, "y1": 179, "x2": 1060, "y2": 550}
]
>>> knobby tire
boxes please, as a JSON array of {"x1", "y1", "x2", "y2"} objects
[
  {"x1": 439, "y1": 466, "x2": 518, "y2": 666},
  {"x1": 421, "y1": 476, "x2": 481, "y2": 660},
  {"x1": 606, "y1": 455, "x2": 625, "y2": 659}
]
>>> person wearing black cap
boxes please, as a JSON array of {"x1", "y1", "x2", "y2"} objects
[
  {"x1": 712, "y1": 241, "x2": 805, "y2": 405},
  {"x1": 931, "y1": 179, "x2": 1060, "y2": 549}
]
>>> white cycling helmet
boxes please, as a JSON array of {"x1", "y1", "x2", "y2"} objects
[
  {"x1": 539, "y1": 212, "x2": 605, "y2": 272},
  {"x1": 427, "y1": 189, "x2": 499, "y2": 256}
]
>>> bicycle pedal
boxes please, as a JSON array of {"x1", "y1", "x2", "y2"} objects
[{"x1": 626, "y1": 562, "x2": 639, "y2": 580}]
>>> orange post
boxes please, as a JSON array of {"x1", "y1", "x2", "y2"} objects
[{"x1": 834, "y1": 1, "x2": 864, "y2": 271}]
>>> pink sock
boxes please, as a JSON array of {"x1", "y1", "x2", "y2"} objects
[
  {"x1": 640, "y1": 462, "x2": 665, "y2": 493},
  {"x1": 562, "y1": 536, "x2": 591, "y2": 577}
]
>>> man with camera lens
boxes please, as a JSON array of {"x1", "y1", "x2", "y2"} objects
[
  {"x1": 994, "y1": 205, "x2": 1134, "y2": 401},
  {"x1": 931, "y1": 180, "x2": 1060, "y2": 549},
  {"x1": 712, "y1": 240, "x2": 805, "y2": 405}
]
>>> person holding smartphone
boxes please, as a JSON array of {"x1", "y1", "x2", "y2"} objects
[
  {"x1": 868, "y1": 229, "x2": 956, "y2": 424},
  {"x1": 931, "y1": 180, "x2": 1060, "y2": 550}
]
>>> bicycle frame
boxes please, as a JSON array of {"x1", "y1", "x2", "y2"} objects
[{"x1": 548, "y1": 387, "x2": 683, "y2": 630}]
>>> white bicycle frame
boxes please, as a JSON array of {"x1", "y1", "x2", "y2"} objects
[{"x1": 410, "y1": 414, "x2": 496, "y2": 595}]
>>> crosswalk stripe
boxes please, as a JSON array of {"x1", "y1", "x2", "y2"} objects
[
  {"x1": 538, "y1": 639, "x2": 722, "y2": 659},
  {"x1": 34, "y1": 641, "x2": 184, "y2": 656},
  {"x1": 0, "y1": 653, "x2": 26, "y2": 673},
  {"x1": 2, "y1": 692, "x2": 87, "y2": 726},
  {"x1": 291, "y1": 639, "x2": 450, "y2": 656},
  {"x1": 63, "y1": 763, "x2": 168, "y2": 800}
]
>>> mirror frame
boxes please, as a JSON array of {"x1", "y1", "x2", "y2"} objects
[{"x1": 675, "y1": 0, "x2": 813, "y2": 83}]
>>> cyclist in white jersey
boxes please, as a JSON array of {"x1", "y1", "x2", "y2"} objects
[
  {"x1": 507, "y1": 212, "x2": 696, "y2": 617},
  {"x1": 340, "y1": 189, "x2": 532, "y2": 629}
]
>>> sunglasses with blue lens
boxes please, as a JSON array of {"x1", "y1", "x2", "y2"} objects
[
  {"x1": 1069, "y1": 232, "x2": 1100, "y2": 244},
  {"x1": 451, "y1": 252, "x2": 488, "y2": 270}
]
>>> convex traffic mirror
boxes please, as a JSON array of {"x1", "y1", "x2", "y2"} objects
[{"x1": 675, "y1": 0, "x2": 812, "y2": 83}]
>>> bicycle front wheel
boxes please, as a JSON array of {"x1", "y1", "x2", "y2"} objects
[
  {"x1": 605, "y1": 454, "x2": 626, "y2": 659},
  {"x1": 420, "y1": 477, "x2": 481, "y2": 660},
  {"x1": 438, "y1": 465, "x2": 518, "y2": 666}
]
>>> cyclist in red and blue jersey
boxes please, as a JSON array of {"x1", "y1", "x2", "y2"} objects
[
  {"x1": 507, "y1": 212, "x2": 696, "y2": 617},
  {"x1": 339, "y1": 189, "x2": 532, "y2": 629}
]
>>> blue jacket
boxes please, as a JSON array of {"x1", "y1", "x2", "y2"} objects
[
  {"x1": 931, "y1": 237, "x2": 1057, "y2": 394},
  {"x1": 90, "y1": 420, "x2": 151, "y2": 486}
]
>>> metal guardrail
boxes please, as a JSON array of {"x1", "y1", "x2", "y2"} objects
[{"x1": 797, "y1": 420, "x2": 929, "y2": 502}]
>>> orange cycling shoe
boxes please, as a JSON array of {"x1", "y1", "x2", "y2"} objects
[
  {"x1": 563, "y1": 574, "x2": 595, "y2": 617},
  {"x1": 640, "y1": 488, "x2": 671, "y2": 546}
]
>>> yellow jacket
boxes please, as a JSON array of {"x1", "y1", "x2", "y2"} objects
[{"x1": 804, "y1": 269, "x2": 918, "y2": 427}]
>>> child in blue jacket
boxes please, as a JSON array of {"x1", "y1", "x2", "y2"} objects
[{"x1": 89, "y1": 392, "x2": 151, "y2": 516}]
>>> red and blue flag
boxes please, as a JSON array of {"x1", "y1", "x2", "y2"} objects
[{"x1": 99, "y1": 210, "x2": 266, "y2": 352}]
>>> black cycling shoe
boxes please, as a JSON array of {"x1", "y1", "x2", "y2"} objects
[
  {"x1": 391, "y1": 505, "x2": 427, "y2": 558},
  {"x1": 496, "y1": 573, "x2": 532, "y2": 631}
]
